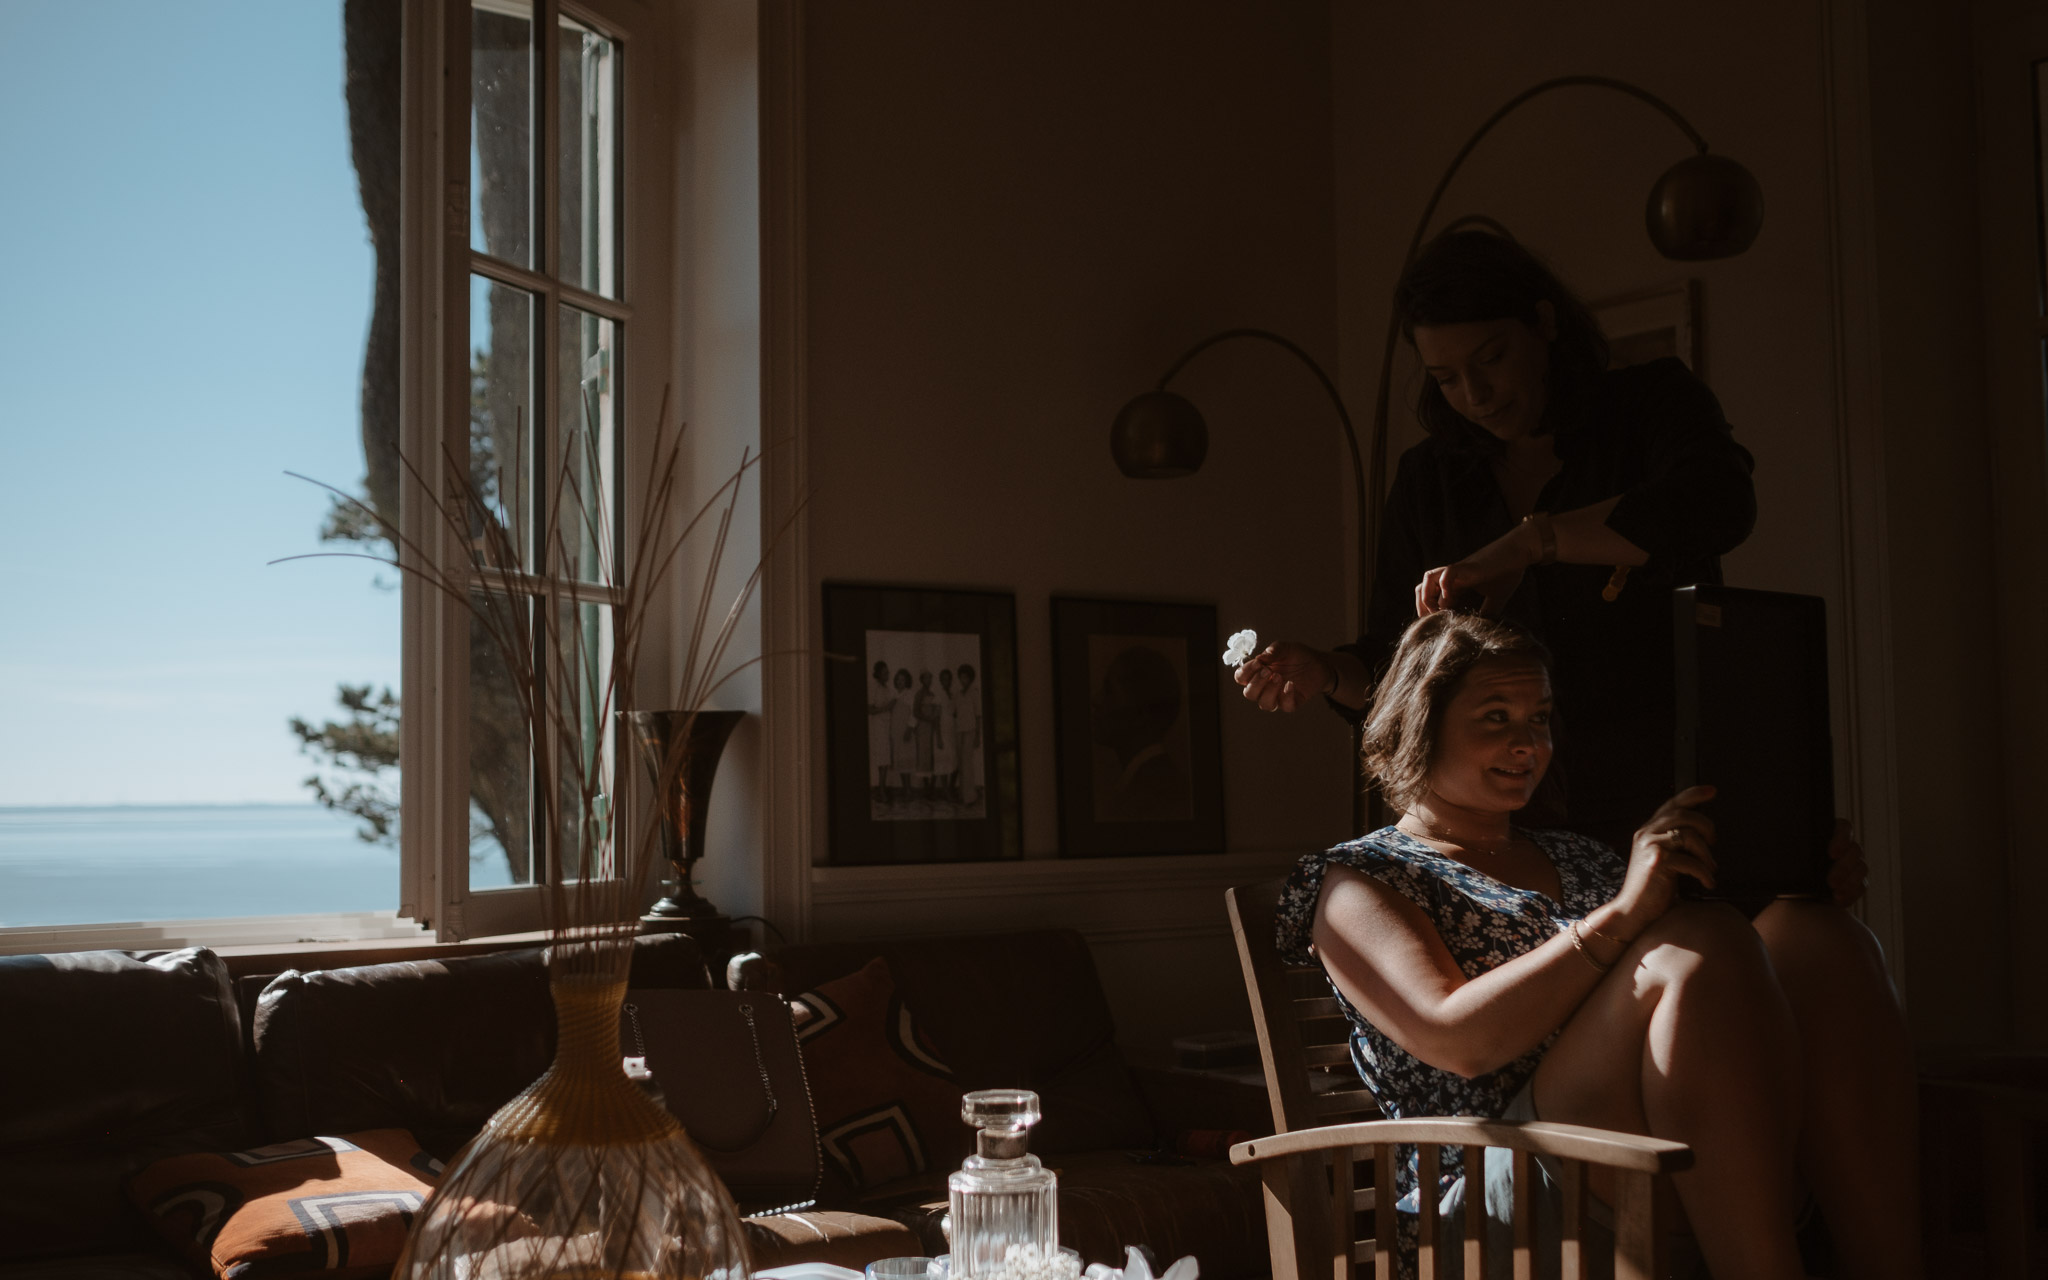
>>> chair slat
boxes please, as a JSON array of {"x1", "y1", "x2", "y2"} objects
[
  {"x1": 1512, "y1": 1148, "x2": 1533, "y2": 1280},
  {"x1": 1350, "y1": 1186, "x2": 1376, "y2": 1212},
  {"x1": 1351, "y1": 1240, "x2": 1374, "y2": 1265},
  {"x1": 1295, "y1": 995, "x2": 1347, "y2": 1020},
  {"x1": 1332, "y1": 1134, "x2": 1356, "y2": 1280},
  {"x1": 1374, "y1": 1141, "x2": 1395, "y2": 1280},
  {"x1": 1416, "y1": 1145, "x2": 1440, "y2": 1279},
  {"x1": 1463, "y1": 1143, "x2": 1488, "y2": 1280},
  {"x1": 1614, "y1": 1170, "x2": 1656, "y2": 1280},
  {"x1": 1314, "y1": 1089, "x2": 1379, "y2": 1116},
  {"x1": 1560, "y1": 1158, "x2": 1585, "y2": 1280},
  {"x1": 1302, "y1": 1043, "x2": 1352, "y2": 1067}
]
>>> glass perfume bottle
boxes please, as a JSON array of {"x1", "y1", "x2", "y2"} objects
[{"x1": 947, "y1": 1090, "x2": 1058, "y2": 1279}]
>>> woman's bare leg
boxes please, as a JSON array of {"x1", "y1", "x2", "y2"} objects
[
  {"x1": 1753, "y1": 900, "x2": 1921, "y2": 1280},
  {"x1": 1533, "y1": 902, "x2": 1807, "y2": 1280}
]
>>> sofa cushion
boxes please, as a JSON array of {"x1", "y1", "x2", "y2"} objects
[
  {"x1": 252, "y1": 933, "x2": 710, "y2": 1159},
  {"x1": 127, "y1": 1129, "x2": 440, "y2": 1280},
  {"x1": 793, "y1": 957, "x2": 961, "y2": 1196},
  {"x1": 772, "y1": 932, "x2": 1155, "y2": 1156},
  {"x1": 0, "y1": 948, "x2": 255, "y2": 1262},
  {"x1": 253, "y1": 950, "x2": 552, "y2": 1160}
]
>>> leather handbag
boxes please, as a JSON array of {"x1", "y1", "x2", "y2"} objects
[{"x1": 621, "y1": 989, "x2": 822, "y2": 1215}]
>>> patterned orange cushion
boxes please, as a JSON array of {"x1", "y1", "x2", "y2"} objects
[
  {"x1": 792, "y1": 956, "x2": 962, "y2": 1195},
  {"x1": 127, "y1": 1129, "x2": 441, "y2": 1280}
]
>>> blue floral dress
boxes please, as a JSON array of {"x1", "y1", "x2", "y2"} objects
[{"x1": 1274, "y1": 826, "x2": 1626, "y2": 1217}]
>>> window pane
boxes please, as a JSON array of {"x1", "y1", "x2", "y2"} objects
[
  {"x1": 470, "y1": 275, "x2": 537, "y2": 573},
  {"x1": 558, "y1": 16, "x2": 620, "y2": 298},
  {"x1": 557, "y1": 306, "x2": 619, "y2": 585},
  {"x1": 0, "y1": 2, "x2": 400, "y2": 924},
  {"x1": 473, "y1": 0, "x2": 535, "y2": 268},
  {"x1": 549, "y1": 599, "x2": 616, "y2": 885},
  {"x1": 469, "y1": 591, "x2": 534, "y2": 887}
]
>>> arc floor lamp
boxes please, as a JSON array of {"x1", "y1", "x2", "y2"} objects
[{"x1": 1109, "y1": 75, "x2": 1766, "y2": 831}]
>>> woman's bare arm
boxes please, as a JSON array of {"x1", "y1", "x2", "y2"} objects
[{"x1": 1311, "y1": 865, "x2": 1635, "y2": 1078}]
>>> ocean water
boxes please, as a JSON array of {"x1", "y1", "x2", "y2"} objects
[{"x1": 0, "y1": 804, "x2": 408, "y2": 927}]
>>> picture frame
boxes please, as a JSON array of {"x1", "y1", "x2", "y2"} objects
[
  {"x1": 1592, "y1": 279, "x2": 1703, "y2": 377},
  {"x1": 822, "y1": 583, "x2": 1022, "y2": 866},
  {"x1": 1050, "y1": 596, "x2": 1225, "y2": 858}
]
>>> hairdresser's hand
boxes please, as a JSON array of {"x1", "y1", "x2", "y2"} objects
[
  {"x1": 1416, "y1": 523, "x2": 1540, "y2": 617},
  {"x1": 1827, "y1": 818, "x2": 1867, "y2": 907},
  {"x1": 1233, "y1": 642, "x2": 1335, "y2": 713},
  {"x1": 1608, "y1": 786, "x2": 1720, "y2": 933}
]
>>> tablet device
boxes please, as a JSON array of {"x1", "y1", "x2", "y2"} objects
[{"x1": 1672, "y1": 585, "x2": 1834, "y2": 900}]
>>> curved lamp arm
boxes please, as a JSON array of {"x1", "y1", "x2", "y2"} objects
[
  {"x1": 1366, "y1": 75, "x2": 1722, "y2": 583},
  {"x1": 1158, "y1": 328, "x2": 1369, "y2": 633}
]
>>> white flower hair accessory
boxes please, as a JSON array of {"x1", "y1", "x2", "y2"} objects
[{"x1": 1221, "y1": 629, "x2": 1259, "y2": 667}]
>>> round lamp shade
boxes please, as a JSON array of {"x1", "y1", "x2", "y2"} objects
[
  {"x1": 1110, "y1": 390, "x2": 1208, "y2": 478},
  {"x1": 1645, "y1": 152, "x2": 1765, "y2": 261}
]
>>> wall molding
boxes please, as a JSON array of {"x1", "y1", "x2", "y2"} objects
[
  {"x1": 806, "y1": 849, "x2": 1305, "y2": 949},
  {"x1": 758, "y1": 0, "x2": 813, "y2": 941},
  {"x1": 811, "y1": 849, "x2": 1304, "y2": 906},
  {"x1": 1819, "y1": 0, "x2": 1906, "y2": 984}
]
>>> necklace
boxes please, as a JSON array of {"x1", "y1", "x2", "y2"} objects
[{"x1": 1398, "y1": 816, "x2": 1520, "y2": 858}]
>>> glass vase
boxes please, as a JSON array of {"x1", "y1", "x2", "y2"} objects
[{"x1": 395, "y1": 968, "x2": 750, "y2": 1280}]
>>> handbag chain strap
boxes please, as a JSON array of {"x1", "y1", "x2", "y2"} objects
[
  {"x1": 623, "y1": 997, "x2": 777, "y2": 1118},
  {"x1": 738, "y1": 1001, "x2": 779, "y2": 1117}
]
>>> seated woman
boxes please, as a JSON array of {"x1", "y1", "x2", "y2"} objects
[{"x1": 1277, "y1": 610, "x2": 1917, "y2": 1280}]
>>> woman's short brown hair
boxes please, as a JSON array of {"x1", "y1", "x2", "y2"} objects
[{"x1": 1362, "y1": 612, "x2": 1552, "y2": 813}]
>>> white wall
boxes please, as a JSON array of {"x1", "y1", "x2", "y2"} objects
[{"x1": 787, "y1": 1, "x2": 1345, "y2": 1056}]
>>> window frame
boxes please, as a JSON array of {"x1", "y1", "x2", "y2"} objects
[{"x1": 406, "y1": 0, "x2": 673, "y2": 942}]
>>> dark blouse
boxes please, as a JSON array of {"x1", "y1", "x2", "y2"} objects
[{"x1": 1339, "y1": 358, "x2": 1756, "y2": 847}]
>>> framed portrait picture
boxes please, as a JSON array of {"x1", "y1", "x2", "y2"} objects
[
  {"x1": 1592, "y1": 279, "x2": 1703, "y2": 377},
  {"x1": 1050, "y1": 597, "x2": 1224, "y2": 858},
  {"x1": 822, "y1": 583, "x2": 1022, "y2": 866}
]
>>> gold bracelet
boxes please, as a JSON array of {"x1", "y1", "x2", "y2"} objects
[
  {"x1": 1580, "y1": 921, "x2": 1628, "y2": 951},
  {"x1": 1570, "y1": 920, "x2": 1612, "y2": 973}
]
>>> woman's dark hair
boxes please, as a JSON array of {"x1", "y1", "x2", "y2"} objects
[
  {"x1": 1394, "y1": 230, "x2": 1608, "y2": 438},
  {"x1": 1362, "y1": 611, "x2": 1552, "y2": 813}
]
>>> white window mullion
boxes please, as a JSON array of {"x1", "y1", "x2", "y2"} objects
[{"x1": 399, "y1": 0, "x2": 476, "y2": 938}]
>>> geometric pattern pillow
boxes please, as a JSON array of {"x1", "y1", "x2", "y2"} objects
[
  {"x1": 126, "y1": 1129, "x2": 442, "y2": 1280},
  {"x1": 791, "y1": 957, "x2": 960, "y2": 1196}
]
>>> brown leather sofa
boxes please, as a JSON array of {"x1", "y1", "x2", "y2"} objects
[{"x1": 0, "y1": 930, "x2": 1266, "y2": 1280}]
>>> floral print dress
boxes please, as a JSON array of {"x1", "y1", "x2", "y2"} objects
[{"x1": 1274, "y1": 826, "x2": 1626, "y2": 1218}]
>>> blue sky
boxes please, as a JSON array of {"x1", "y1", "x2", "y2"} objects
[{"x1": 0, "y1": 2, "x2": 399, "y2": 805}]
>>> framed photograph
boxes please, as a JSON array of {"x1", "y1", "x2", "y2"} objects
[
  {"x1": 822, "y1": 583, "x2": 1022, "y2": 866},
  {"x1": 1592, "y1": 279, "x2": 1702, "y2": 377},
  {"x1": 1050, "y1": 597, "x2": 1224, "y2": 858}
]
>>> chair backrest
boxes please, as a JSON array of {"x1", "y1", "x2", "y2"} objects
[
  {"x1": 1225, "y1": 879, "x2": 1691, "y2": 1280},
  {"x1": 1231, "y1": 1118, "x2": 1690, "y2": 1280},
  {"x1": 1227, "y1": 878, "x2": 1381, "y2": 1280},
  {"x1": 1228, "y1": 878, "x2": 1383, "y2": 1135}
]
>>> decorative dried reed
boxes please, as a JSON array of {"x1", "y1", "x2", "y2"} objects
[{"x1": 282, "y1": 390, "x2": 785, "y2": 1279}]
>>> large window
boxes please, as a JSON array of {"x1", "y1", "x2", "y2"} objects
[{"x1": 405, "y1": 0, "x2": 665, "y2": 941}]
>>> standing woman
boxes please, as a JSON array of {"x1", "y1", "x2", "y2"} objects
[{"x1": 1237, "y1": 230, "x2": 1755, "y2": 847}]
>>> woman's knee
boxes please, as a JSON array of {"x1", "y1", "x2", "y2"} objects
[
  {"x1": 1628, "y1": 901, "x2": 1775, "y2": 985},
  {"x1": 1755, "y1": 900, "x2": 1900, "y2": 1010}
]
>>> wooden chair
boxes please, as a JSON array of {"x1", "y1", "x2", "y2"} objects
[{"x1": 1225, "y1": 879, "x2": 1693, "y2": 1280}]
